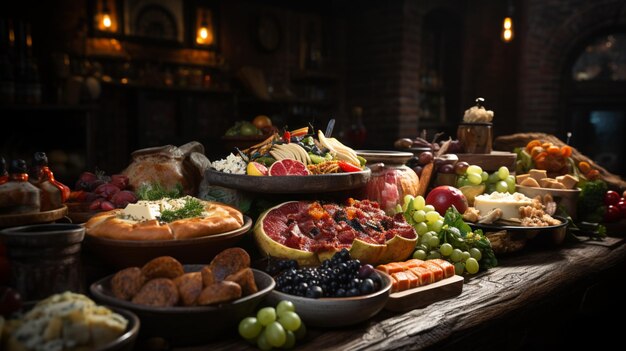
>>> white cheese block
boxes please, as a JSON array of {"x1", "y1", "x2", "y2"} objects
[
  {"x1": 122, "y1": 202, "x2": 160, "y2": 221},
  {"x1": 474, "y1": 192, "x2": 533, "y2": 220}
]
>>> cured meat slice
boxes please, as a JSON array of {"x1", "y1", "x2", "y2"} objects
[
  {"x1": 391, "y1": 271, "x2": 411, "y2": 292},
  {"x1": 402, "y1": 259, "x2": 424, "y2": 269},
  {"x1": 418, "y1": 261, "x2": 444, "y2": 282},
  {"x1": 429, "y1": 259, "x2": 455, "y2": 278},
  {"x1": 409, "y1": 266, "x2": 434, "y2": 286},
  {"x1": 403, "y1": 270, "x2": 420, "y2": 289}
]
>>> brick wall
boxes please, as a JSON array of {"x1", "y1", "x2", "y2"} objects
[{"x1": 518, "y1": 0, "x2": 626, "y2": 135}]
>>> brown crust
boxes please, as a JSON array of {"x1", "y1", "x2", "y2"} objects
[
  {"x1": 197, "y1": 280, "x2": 242, "y2": 306},
  {"x1": 174, "y1": 272, "x2": 203, "y2": 306},
  {"x1": 131, "y1": 278, "x2": 179, "y2": 307},
  {"x1": 141, "y1": 256, "x2": 185, "y2": 280},
  {"x1": 84, "y1": 199, "x2": 243, "y2": 241},
  {"x1": 209, "y1": 248, "x2": 251, "y2": 281},
  {"x1": 111, "y1": 267, "x2": 146, "y2": 301}
]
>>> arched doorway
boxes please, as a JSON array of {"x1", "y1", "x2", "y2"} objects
[{"x1": 564, "y1": 31, "x2": 626, "y2": 176}]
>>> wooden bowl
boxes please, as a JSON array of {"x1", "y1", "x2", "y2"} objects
[
  {"x1": 84, "y1": 216, "x2": 252, "y2": 269},
  {"x1": 90, "y1": 267, "x2": 275, "y2": 346},
  {"x1": 265, "y1": 272, "x2": 392, "y2": 328},
  {"x1": 97, "y1": 307, "x2": 141, "y2": 351}
]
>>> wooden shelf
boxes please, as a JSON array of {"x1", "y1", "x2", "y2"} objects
[{"x1": 101, "y1": 81, "x2": 232, "y2": 94}]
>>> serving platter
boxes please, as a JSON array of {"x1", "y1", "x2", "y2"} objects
[
  {"x1": 0, "y1": 205, "x2": 68, "y2": 228},
  {"x1": 467, "y1": 215, "x2": 569, "y2": 232},
  {"x1": 385, "y1": 275, "x2": 464, "y2": 312},
  {"x1": 204, "y1": 167, "x2": 371, "y2": 193},
  {"x1": 84, "y1": 216, "x2": 252, "y2": 268},
  {"x1": 90, "y1": 266, "x2": 274, "y2": 346}
]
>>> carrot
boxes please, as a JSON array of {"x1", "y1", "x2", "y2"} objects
[{"x1": 416, "y1": 162, "x2": 434, "y2": 197}]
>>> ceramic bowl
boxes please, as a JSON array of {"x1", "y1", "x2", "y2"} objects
[
  {"x1": 96, "y1": 307, "x2": 141, "y2": 351},
  {"x1": 90, "y1": 267, "x2": 275, "y2": 346},
  {"x1": 265, "y1": 271, "x2": 392, "y2": 328},
  {"x1": 84, "y1": 216, "x2": 252, "y2": 269}
]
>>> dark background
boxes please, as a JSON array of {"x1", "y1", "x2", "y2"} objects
[{"x1": 1, "y1": 0, "x2": 625, "y2": 184}]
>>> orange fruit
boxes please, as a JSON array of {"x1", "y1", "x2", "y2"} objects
[{"x1": 252, "y1": 115, "x2": 272, "y2": 129}]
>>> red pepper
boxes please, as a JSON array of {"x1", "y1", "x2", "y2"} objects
[
  {"x1": 338, "y1": 161, "x2": 362, "y2": 173},
  {"x1": 283, "y1": 131, "x2": 291, "y2": 143}
]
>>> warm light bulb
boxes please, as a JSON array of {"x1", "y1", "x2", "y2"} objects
[
  {"x1": 199, "y1": 27, "x2": 208, "y2": 39},
  {"x1": 196, "y1": 26, "x2": 213, "y2": 45},
  {"x1": 102, "y1": 13, "x2": 112, "y2": 29},
  {"x1": 501, "y1": 17, "x2": 514, "y2": 42}
]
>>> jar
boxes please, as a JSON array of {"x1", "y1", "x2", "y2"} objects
[
  {"x1": 457, "y1": 122, "x2": 493, "y2": 154},
  {"x1": 0, "y1": 223, "x2": 85, "y2": 301},
  {"x1": 357, "y1": 151, "x2": 419, "y2": 214}
]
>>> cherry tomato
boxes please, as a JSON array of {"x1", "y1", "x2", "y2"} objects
[
  {"x1": 617, "y1": 200, "x2": 626, "y2": 218},
  {"x1": 578, "y1": 161, "x2": 591, "y2": 174},
  {"x1": 283, "y1": 131, "x2": 291, "y2": 143},
  {"x1": 605, "y1": 205, "x2": 621, "y2": 222},
  {"x1": 0, "y1": 286, "x2": 22, "y2": 317},
  {"x1": 605, "y1": 190, "x2": 621, "y2": 206}
]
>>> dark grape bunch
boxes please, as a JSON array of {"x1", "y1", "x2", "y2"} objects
[{"x1": 274, "y1": 249, "x2": 383, "y2": 299}]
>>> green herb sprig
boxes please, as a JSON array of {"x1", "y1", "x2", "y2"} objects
[
  {"x1": 159, "y1": 197, "x2": 205, "y2": 223},
  {"x1": 137, "y1": 183, "x2": 184, "y2": 201}
]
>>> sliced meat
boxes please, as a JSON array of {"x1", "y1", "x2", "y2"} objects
[
  {"x1": 225, "y1": 268, "x2": 258, "y2": 296},
  {"x1": 409, "y1": 266, "x2": 434, "y2": 286},
  {"x1": 429, "y1": 259, "x2": 455, "y2": 278},
  {"x1": 197, "y1": 281, "x2": 242, "y2": 305},
  {"x1": 141, "y1": 256, "x2": 184, "y2": 280},
  {"x1": 111, "y1": 267, "x2": 146, "y2": 301},
  {"x1": 174, "y1": 272, "x2": 203, "y2": 306},
  {"x1": 209, "y1": 248, "x2": 251, "y2": 281},
  {"x1": 131, "y1": 278, "x2": 179, "y2": 307},
  {"x1": 418, "y1": 261, "x2": 444, "y2": 282}
]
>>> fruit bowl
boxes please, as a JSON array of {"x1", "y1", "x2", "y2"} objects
[
  {"x1": 204, "y1": 168, "x2": 371, "y2": 194},
  {"x1": 265, "y1": 271, "x2": 392, "y2": 328},
  {"x1": 84, "y1": 216, "x2": 252, "y2": 268},
  {"x1": 90, "y1": 267, "x2": 275, "y2": 346}
]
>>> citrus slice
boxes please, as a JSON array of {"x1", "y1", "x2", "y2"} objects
[
  {"x1": 268, "y1": 159, "x2": 309, "y2": 176},
  {"x1": 247, "y1": 161, "x2": 268, "y2": 176}
]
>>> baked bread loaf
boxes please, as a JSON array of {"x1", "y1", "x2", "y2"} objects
[{"x1": 85, "y1": 196, "x2": 244, "y2": 240}]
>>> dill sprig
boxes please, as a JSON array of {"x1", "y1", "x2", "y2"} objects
[
  {"x1": 159, "y1": 197, "x2": 204, "y2": 222},
  {"x1": 137, "y1": 183, "x2": 184, "y2": 201}
]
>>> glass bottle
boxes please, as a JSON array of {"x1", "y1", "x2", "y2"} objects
[
  {"x1": 0, "y1": 159, "x2": 41, "y2": 214},
  {"x1": 30, "y1": 152, "x2": 65, "y2": 211}
]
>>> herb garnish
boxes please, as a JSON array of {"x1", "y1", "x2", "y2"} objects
[
  {"x1": 159, "y1": 198, "x2": 205, "y2": 222},
  {"x1": 138, "y1": 183, "x2": 184, "y2": 201}
]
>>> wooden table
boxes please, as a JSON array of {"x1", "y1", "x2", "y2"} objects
[{"x1": 172, "y1": 235, "x2": 626, "y2": 351}]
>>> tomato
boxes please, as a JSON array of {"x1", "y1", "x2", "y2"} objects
[
  {"x1": 605, "y1": 205, "x2": 621, "y2": 222},
  {"x1": 0, "y1": 286, "x2": 23, "y2": 317},
  {"x1": 337, "y1": 161, "x2": 362, "y2": 173},
  {"x1": 605, "y1": 190, "x2": 621, "y2": 206},
  {"x1": 617, "y1": 200, "x2": 626, "y2": 218}
]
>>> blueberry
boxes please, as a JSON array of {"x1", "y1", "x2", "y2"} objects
[
  {"x1": 306, "y1": 286, "x2": 323, "y2": 298},
  {"x1": 360, "y1": 278, "x2": 375, "y2": 295},
  {"x1": 336, "y1": 288, "x2": 346, "y2": 297},
  {"x1": 347, "y1": 288, "x2": 360, "y2": 297}
]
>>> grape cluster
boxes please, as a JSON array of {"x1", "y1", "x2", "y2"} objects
[
  {"x1": 274, "y1": 249, "x2": 383, "y2": 298},
  {"x1": 239, "y1": 300, "x2": 306, "y2": 350},
  {"x1": 399, "y1": 195, "x2": 444, "y2": 235},
  {"x1": 457, "y1": 165, "x2": 516, "y2": 194}
]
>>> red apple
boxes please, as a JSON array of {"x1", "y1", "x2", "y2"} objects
[
  {"x1": 425, "y1": 185, "x2": 469, "y2": 215},
  {"x1": 605, "y1": 204, "x2": 621, "y2": 222},
  {"x1": 617, "y1": 199, "x2": 626, "y2": 218}
]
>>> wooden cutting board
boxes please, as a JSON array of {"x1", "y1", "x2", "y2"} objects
[
  {"x1": 457, "y1": 151, "x2": 517, "y2": 172},
  {"x1": 385, "y1": 274, "x2": 464, "y2": 312}
]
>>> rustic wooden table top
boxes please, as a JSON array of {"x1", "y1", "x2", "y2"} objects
[{"x1": 169, "y1": 235, "x2": 626, "y2": 351}]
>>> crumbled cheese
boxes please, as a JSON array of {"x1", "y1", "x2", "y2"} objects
[
  {"x1": 8, "y1": 292, "x2": 128, "y2": 351},
  {"x1": 211, "y1": 153, "x2": 246, "y2": 174}
]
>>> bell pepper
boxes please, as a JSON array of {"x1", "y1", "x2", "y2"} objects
[{"x1": 338, "y1": 161, "x2": 362, "y2": 173}]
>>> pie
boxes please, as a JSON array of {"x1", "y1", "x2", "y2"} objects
[{"x1": 85, "y1": 196, "x2": 244, "y2": 240}]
